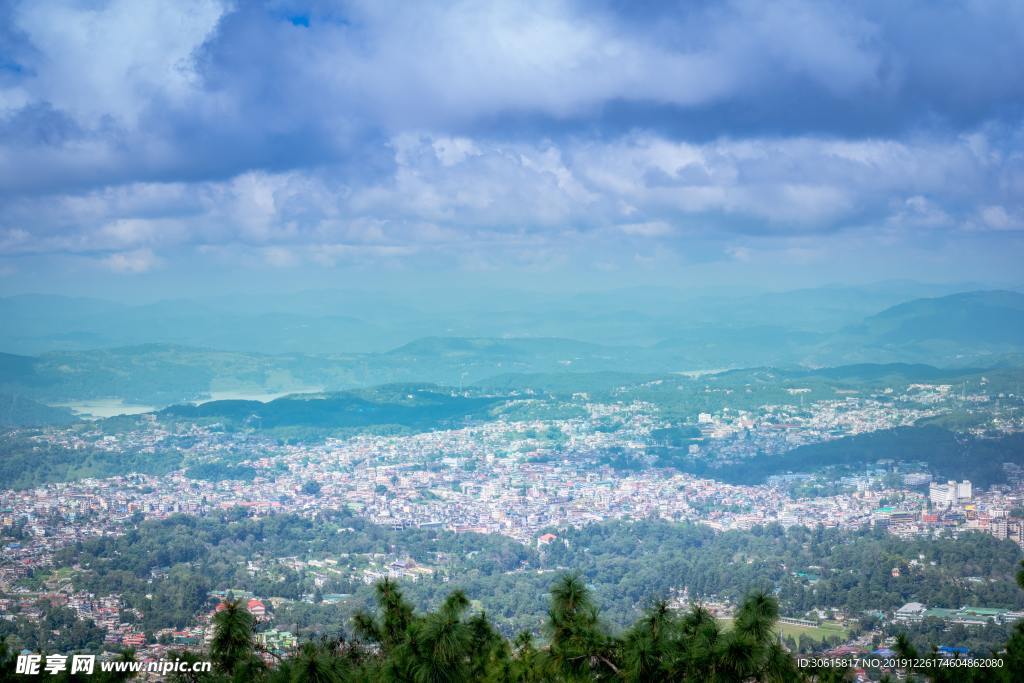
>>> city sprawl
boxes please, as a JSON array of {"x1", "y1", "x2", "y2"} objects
[{"x1": 4, "y1": 370, "x2": 1024, "y2": 672}]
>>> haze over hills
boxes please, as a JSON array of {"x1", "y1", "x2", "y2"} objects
[
  {"x1": 848, "y1": 290, "x2": 1024, "y2": 345},
  {"x1": 806, "y1": 289, "x2": 1024, "y2": 367},
  {"x1": 0, "y1": 286, "x2": 1022, "y2": 417},
  {"x1": 0, "y1": 281, "x2": 1006, "y2": 355},
  {"x1": 0, "y1": 393, "x2": 76, "y2": 427}
]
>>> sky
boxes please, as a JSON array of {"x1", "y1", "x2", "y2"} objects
[{"x1": 1, "y1": 0, "x2": 1023, "y2": 300}]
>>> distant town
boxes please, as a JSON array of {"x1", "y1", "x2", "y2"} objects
[{"x1": 4, "y1": 375, "x2": 1024, "y2": 670}]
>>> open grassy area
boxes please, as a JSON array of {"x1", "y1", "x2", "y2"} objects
[{"x1": 718, "y1": 617, "x2": 848, "y2": 643}]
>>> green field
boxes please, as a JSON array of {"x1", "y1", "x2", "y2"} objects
[{"x1": 718, "y1": 617, "x2": 848, "y2": 643}]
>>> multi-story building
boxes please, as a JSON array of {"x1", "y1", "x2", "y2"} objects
[{"x1": 929, "y1": 480, "x2": 972, "y2": 507}]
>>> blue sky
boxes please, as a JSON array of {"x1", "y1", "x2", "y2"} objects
[{"x1": 1, "y1": 0, "x2": 1023, "y2": 298}]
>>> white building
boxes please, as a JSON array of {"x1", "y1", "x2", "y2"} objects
[
  {"x1": 895, "y1": 602, "x2": 927, "y2": 623},
  {"x1": 929, "y1": 480, "x2": 972, "y2": 507}
]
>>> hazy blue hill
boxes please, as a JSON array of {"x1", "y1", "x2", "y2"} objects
[
  {"x1": 699, "y1": 363, "x2": 976, "y2": 391},
  {"x1": 0, "y1": 393, "x2": 77, "y2": 427},
  {"x1": 0, "y1": 293, "x2": 124, "y2": 319},
  {"x1": 566, "y1": 281, "x2": 979, "y2": 335},
  {"x1": 0, "y1": 294, "x2": 407, "y2": 354},
  {"x1": 203, "y1": 289, "x2": 425, "y2": 320},
  {"x1": 0, "y1": 295, "x2": 128, "y2": 352},
  {"x1": 102, "y1": 300, "x2": 394, "y2": 353},
  {"x1": 347, "y1": 382, "x2": 480, "y2": 404},
  {"x1": 3, "y1": 287, "x2": 1023, "y2": 409},
  {"x1": 184, "y1": 311, "x2": 375, "y2": 353},
  {"x1": 653, "y1": 325, "x2": 824, "y2": 368},
  {"x1": 439, "y1": 307, "x2": 668, "y2": 347},
  {"x1": 376, "y1": 336, "x2": 674, "y2": 385},
  {"x1": 0, "y1": 339, "x2": 652, "y2": 408},
  {"x1": 787, "y1": 362, "x2": 984, "y2": 382},
  {"x1": 782, "y1": 290, "x2": 1024, "y2": 367},
  {"x1": 695, "y1": 425, "x2": 1024, "y2": 488},
  {"x1": 848, "y1": 290, "x2": 1024, "y2": 345},
  {"x1": 642, "y1": 289, "x2": 1023, "y2": 369},
  {"x1": 160, "y1": 385, "x2": 504, "y2": 430},
  {"x1": 1, "y1": 282, "x2": 987, "y2": 356},
  {"x1": 474, "y1": 370, "x2": 657, "y2": 394},
  {"x1": 0, "y1": 340, "x2": 1013, "y2": 412},
  {"x1": 654, "y1": 325, "x2": 820, "y2": 348},
  {"x1": 0, "y1": 351, "x2": 40, "y2": 383},
  {"x1": 738, "y1": 281, "x2": 986, "y2": 330},
  {"x1": 0, "y1": 344, "x2": 349, "y2": 406},
  {"x1": 386, "y1": 336, "x2": 604, "y2": 358},
  {"x1": 5, "y1": 284, "x2": 1020, "y2": 366}
]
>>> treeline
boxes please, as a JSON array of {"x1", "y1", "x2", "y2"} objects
[
  {"x1": 8, "y1": 572, "x2": 1021, "y2": 683},
  {"x1": 547, "y1": 521, "x2": 1024, "y2": 619},
  {"x1": 367, "y1": 521, "x2": 1021, "y2": 638},
  {"x1": 647, "y1": 426, "x2": 1024, "y2": 487},
  {"x1": 886, "y1": 619, "x2": 1015, "y2": 663},
  {"x1": 196, "y1": 577, "x2": 810, "y2": 682},
  {"x1": 0, "y1": 393, "x2": 77, "y2": 427},
  {"x1": 0, "y1": 434, "x2": 182, "y2": 489},
  {"x1": 186, "y1": 462, "x2": 259, "y2": 482},
  {"x1": 54, "y1": 510, "x2": 532, "y2": 633},
  {"x1": 47, "y1": 512, "x2": 1024, "y2": 640},
  {"x1": 160, "y1": 387, "x2": 505, "y2": 432},
  {"x1": 8, "y1": 515, "x2": 1024, "y2": 679},
  {"x1": 5, "y1": 574, "x2": 1024, "y2": 681},
  {"x1": 0, "y1": 605, "x2": 104, "y2": 654}
]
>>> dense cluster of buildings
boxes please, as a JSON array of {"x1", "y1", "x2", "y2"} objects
[
  {"x1": 2, "y1": 382, "x2": 1023, "y2": 663},
  {"x1": 895, "y1": 602, "x2": 1024, "y2": 627}
]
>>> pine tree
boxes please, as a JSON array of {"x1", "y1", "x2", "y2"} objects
[
  {"x1": 542, "y1": 574, "x2": 618, "y2": 680},
  {"x1": 210, "y1": 599, "x2": 262, "y2": 678}
]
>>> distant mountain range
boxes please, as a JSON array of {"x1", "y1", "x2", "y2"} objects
[
  {"x1": 845, "y1": 290, "x2": 1024, "y2": 346},
  {"x1": 0, "y1": 282, "x2": 1002, "y2": 354},
  {"x1": 784, "y1": 289, "x2": 1024, "y2": 367},
  {"x1": 0, "y1": 288, "x2": 1021, "y2": 414}
]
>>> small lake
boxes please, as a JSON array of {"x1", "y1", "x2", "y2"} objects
[
  {"x1": 51, "y1": 398, "x2": 157, "y2": 420},
  {"x1": 196, "y1": 387, "x2": 325, "y2": 404},
  {"x1": 49, "y1": 386, "x2": 325, "y2": 419}
]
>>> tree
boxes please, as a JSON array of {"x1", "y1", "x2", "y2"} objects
[
  {"x1": 352, "y1": 578, "x2": 415, "y2": 655},
  {"x1": 272, "y1": 641, "x2": 344, "y2": 683},
  {"x1": 84, "y1": 571, "x2": 1024, "y2": 682},
  {"x1": 210, "y1": 600, "x2": 261, "y2": 678},
  {"x1": 542, "y1": 574, "x2": 618, "y2": 680},
  {"x1": 400, "y1": 590, "x2": 475, "y2": 682},
  {"x1": 997, "y1": 560, "x2": 1024, "y2": 682},
  {"x1": 620, "y1": 600, "x2": 675, "y2": 682}
]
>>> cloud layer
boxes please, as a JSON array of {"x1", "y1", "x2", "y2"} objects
[{"x1": 1, "y1": 0, "x2": 1022, "y2": 288}]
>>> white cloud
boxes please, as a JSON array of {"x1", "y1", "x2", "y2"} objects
[
  {"x1": 431, "y1": 137, "x2": 481, "y2": 167},
  {"x1": 2, "y1": 127, "x2": 1022, "y2": 273},
  {"x1": 12, "y1": 0, "x2": 226, "y2": 126},
  {"x1": 618, "y1": 221, "x2": 674, "y2": 237},
  {"x1": 979, "y1": 205, "x2": 1023, "y2": 231},
  {"x1": 100, "y1": 248, "x2": 159, "y2": 273}
]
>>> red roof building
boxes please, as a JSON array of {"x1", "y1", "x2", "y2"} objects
[{"x1": 247, "y1": 599, "x2": 266, "y2": 618}]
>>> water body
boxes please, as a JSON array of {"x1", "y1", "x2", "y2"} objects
[
  {"x1": 52, "y1": 387, "x2": 325, "y2": 418},
  {"x1": 197, "y1": 387, "x2": 325, "y2": 404},
  {"x1": 51, "y1": 398, "x2": 157, "y2": 420},
  {"x1": 673, "y1": 368, "x2": 733, "y2": 378}
]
